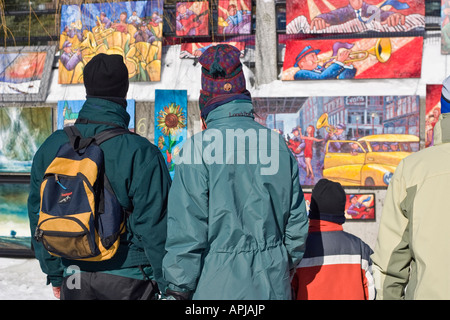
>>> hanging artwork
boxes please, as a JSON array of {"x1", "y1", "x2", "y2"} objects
[
  {"x1": 59, "y1": 0, "x2": 163, "y2": 84},
  {"x1": 253, "y1": 95, "x2": 420, "y2": 187},
  {"x1": 425, "y1": 84, "x2": 442, "y2": 148},
  {"x1": 175, "y1": 1, "x2": 210, "y2": 37},
  {"x1": 180, "y1": 41, "x2": 245, "y2": 58},
  {"x1": 282, "y1": 36, "x2": 423, "y2": 80},
  {"x1": 442, "y1": 0, "x2": 450, "y2": 54},
  {"x1": 0, "y1": 46, "x2": 55, "y2": 102},
  {"x1": 0, "y1": 106, "x2": 52, "y2": 173},
  {"x1": 217, "y1": 0, "x2": 252, "y2": 35},
  {"x1": 56, "y1": 100, "x2": 136, "y2": 131},
  {"x1": 155, "y1": 90, "x2": 187, "y2": 178},
  {"x1": 303, "y1": 192, "x2": 376, "y2": 220},
  {"x1": 0, "y1": 178, "x2": 33, "y2": 257},
  {"x1": 286, "y1": 0, "x2": 425, "y2": 34}
]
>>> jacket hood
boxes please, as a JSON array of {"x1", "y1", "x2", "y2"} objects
[
  {"x1": 433, "y1": 112, "x2": 450, "y2": 146},
  {"x1": 77, "y1": 97, "x2": 130, "y2": 129},
  {"x1": 205, "y1": 99, "x2": 254, "y2": 126}
]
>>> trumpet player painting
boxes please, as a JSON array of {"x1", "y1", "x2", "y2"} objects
[
  {"x1": 253, "y1": 95, "x2": 420, "y2": 187},
  {"x1": 281, "y1": 36, "x2": 423, "y2": 80},
  {"x1": 58, "y1": 0, "x2": 163, "y2": 84},
  {"x1": 286, "y1": 0, "x2": 425, "y2": 34}
]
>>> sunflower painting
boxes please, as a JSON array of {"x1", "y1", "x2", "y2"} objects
[{"x1": 155, "y1": 90, "x2": 187, "y2": 177}]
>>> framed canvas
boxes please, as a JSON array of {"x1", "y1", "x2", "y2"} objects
[
  {"x1": 425, "y1": 84, "x2": 442, "y2": 148},
  {"x1": 286, "y1": 0, "x2": 425, "y2": 34},
  {"x1": 282, "y1": 36, "x2": 423, "y2": 81},
  {"x1": 442, "y1": 0, "x2": 450, "y2": 54},
  {"x1": 59, "y1": 0, "x2": 163, "y2": 84},
  {"x1": 180, "y1": 41, "x2": 245, "y2": 58},
  {"x1": 253, "y1": 95, "x2": 420, "y2": 187},
  {"x1": 0, "y1": 176, "x2": 34, "y2": 258},
  {"x1": 0, "y1": 106, "x2": 52, "y2": 174},
  {"x1": 175, "y1": 1, "x2": 210, "y2": 37},
  {"x1": 0, "y1": 46, "x2": 55, "y2": 102},
  {"x1": 217, "y1": 0, "x2": 252, "y2": 35}
]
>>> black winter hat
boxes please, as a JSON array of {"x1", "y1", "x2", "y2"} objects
[
  {"x1": 309, "y1": 178, "x2": 346, "y2": 224},
  {"x1": 83, "y1": 53, "x2": 129, "y2": 99}
]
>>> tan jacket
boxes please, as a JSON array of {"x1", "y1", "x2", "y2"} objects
[{"x1": 372, "y1": 113, "x2": 450, "y2": 299}]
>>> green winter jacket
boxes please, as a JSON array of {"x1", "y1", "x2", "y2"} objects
[
  {"x1": 28, "y1": 98, "x2": 171, "y2": 289},
  {"x1": 372, "y1": 112, "x2": 450, "y2": 299},
  {"x1": 162, "y1": 100, "x2": 309, "y2": 300}
]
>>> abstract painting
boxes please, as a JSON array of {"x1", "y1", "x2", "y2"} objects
[
  {"x1": 155, "y1": 90, "x2": 187, "y2": 178},
  {"x1": 425, "y1": 84, "x2": 442, "y2": 148},
  {"x1": 176, "y1": 1, "x2": 210, "y2": 37},
  {"x1": 253, "y1": 95, "x2": 420, "y2": 187},
  {"x1": 180, "y1": 41, "x2": 245, "y2": 58},
  {"x1": 0, "y1": 106, "x2": 52, "y2": 173},
  {"x1": 282, "y1": 36, "x2": 423, "y2": 80},
  {"x1": 59, "y1": 0, "x2": 163, "y2": 84},
  {"x1": 286, "y1": 0, "x2": 425, "y2": 34},
  {"x1": 0, "y1": 46, "x2": 55, "y2": 102},
  {"x1": 304, "y1": 192, "x2": 376, "y2": 220},
  {"x1": 57, "y1": 100, "x2": 136, "y2": 131},
  {"x1": 217, "y1": 0, "x2": 252, "y2": 35}
]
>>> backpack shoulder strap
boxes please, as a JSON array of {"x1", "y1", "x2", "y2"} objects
[
  {"x1": 63, "y1": 126, "x2": 95, "y2": 151},
  {"x1": 93, "y1": 127, "x2": 137, "y2": 145}
]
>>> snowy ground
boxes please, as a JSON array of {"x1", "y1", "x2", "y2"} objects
[{"x1": 0, "y1": 257, "x2": 56, "y2": 300}]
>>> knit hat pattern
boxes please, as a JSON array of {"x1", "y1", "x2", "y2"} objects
[
  {"x1": 83, "y1": 53, "x2": 129, "y2": 99},
  {"x1": 309, "y1": 178, "x2": 346, "y2": 224}
]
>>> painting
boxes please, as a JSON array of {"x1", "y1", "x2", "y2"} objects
[
  {"x1": 176, "y1": 1, "x2": 210, "y2": 37},
  {"x1": 282, "y1": 36, "x2": 423, "y2": 80},
  {"x1": 0, "y1": 106, "x2": 52, "y2": 173},
  {"x1": 0, "y1": 177, "x2": 33, "y2": 257},
  {"x1": 286, "y1": 0, "x2": 425, "y2": 34},
  {"x1": 304, "y1": 192, "x2": 376, "y2": 220},
  {"x1": 56, "y1": 100, "x2": 136, "y2": 131},
  {"x1": 180, "y1": 41, "x2": 245, "y2": 58},
  {"x1": 155, "y1": 90, "x2": 187, "y2": 178},
  {"x1": 0, "y1": 46, "x2": 55, "y2": 102},
  {"x1": 442, "y1": 0, "x2": 450, "y2": 54},
  {"x1": 217, "y1": 0, "x2": 252, "y2": 35},
  {"x1": 58, "y1": 0, "x2": 163, "y2": 84},
  {"x1": 425, "y1": 84, "x2": 442, "y2": 148},
  {"x1": 253, "y1": 95, "x2": 420, "y2": 187}
]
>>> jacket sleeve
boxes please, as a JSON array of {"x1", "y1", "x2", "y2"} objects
[
  {"x1": 371, "y1": 160, "x2": 412, "y2": 300},
  {"x1": 127, "y1": 148, "x2": 171, "y2": 291},
  {"x1": 27, "y1": 138, "x2": 65, "y2": 287},
  {"x1": 162, "y1": 146, "x2": 209, "y2": 299},
  {"x1": 284, "y1": 155, "x2": 309, "y2": 270}
]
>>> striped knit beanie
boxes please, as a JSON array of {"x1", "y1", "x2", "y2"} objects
[{"x1": 198, "y1": 44, "x2": 247, "y2": 114}]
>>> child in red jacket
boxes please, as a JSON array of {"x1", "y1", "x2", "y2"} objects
[{"x1": 292, "y1": 179, "x2": 375, "y2": 300}]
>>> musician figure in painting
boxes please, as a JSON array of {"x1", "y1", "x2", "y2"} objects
[
  {"x1": 176, "y1": 2, "x2": 198, "y2": 36},
  {"x1": 60, "y1": 41, "x2": 82, "y2": 72},
  {"x1": 293, "y1": 45, "x2": 356, "y2": 81},
  {"x1": 219, "y1": 0, "x2": 252, "y2": 34},
  {"x1": 310, "y1": 0, "x2": 406, "y2": 31}
]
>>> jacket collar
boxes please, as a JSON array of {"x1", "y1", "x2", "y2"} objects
[
  {"x1": 205, "y1": 100, "x2": 254, "y2": 126},
  {"x1": 78, "y1": 97, "x2": 130, "y2": 128}
]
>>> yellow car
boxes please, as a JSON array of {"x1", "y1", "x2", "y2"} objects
[{"x1": 323, "y1": 134, "x2": 420, "y2": 186}]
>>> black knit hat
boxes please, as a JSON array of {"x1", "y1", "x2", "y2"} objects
[
  {"x1": 83, "y1": 53, "x2": 129, "y2": 99},
  {"x1": 309, "y1": 178, "x2": 346, "y2": 224}
]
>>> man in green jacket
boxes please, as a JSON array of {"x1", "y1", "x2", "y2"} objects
[
  {"x1": 28, "y1": 54, "x2": 171, "y2": 299},
  {"x1": 372, "y1": 75, "x2": 450, "y2": 299},
  {"x1": 162, "y1": 44, "x2": 309, "y2": 300}
]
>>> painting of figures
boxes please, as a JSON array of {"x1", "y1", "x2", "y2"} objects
[
  {"x1": 0, "y1": 106, "x2": 52, "y2": 173},
  {"x1": 442, "y1": 0, "x2": 450, "y2": 54},
  {"x1": 425, "y1": 84, "x2": 443, "y2": 148},
  {"x1": 253, "y1": 95, "x2": 420, "y2": 187},
  {"x1": 58, "y1": 0, "x2": 163, "y2": 84},
  {"x1": 176, "y1": 1, "x2": 210, "y2": 37},
  {"x1": 180, "y1": 41, "x2": 245, "y2": 58},
  {"x1": 0, "y1": 46, "x2": 55, "y2": 102},
  {"x1": 286, "y1": 0, "x2": 425, "y2": 34},
  {"x1": 217, "y1": 0, "x2": 252, "y2": 35},
  {"x1": 282, "y1": 36, "x2": 423, "y2": 80}
]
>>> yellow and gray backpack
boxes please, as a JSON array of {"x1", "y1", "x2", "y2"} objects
[{"x1": 35, "y1": 125, "x2": 133, "y2": 261}]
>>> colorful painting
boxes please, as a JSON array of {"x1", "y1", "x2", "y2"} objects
[
  {"x1": 58, "y1": 0, "x2": 163, "y2": 84},
  {"x1": 253, "y1": 95, "x2": 420, "y2": 187},
  {"x1": 425, "y1": 84, "x2": 442, "y2": 148},
  {"x1": 286, "y1": 0, "x2": 425, "y2": 34},
  {"x1": 176, "y1": 1, "x2": 209, "y2": 37},
  {"x1": 217, "y1": 0, "x2": 252, "y2": 35},
  {"x1": 180, "y1": 41, "x2": 245, "y2": 58},
  {"x1": 57, "y1": 100, "x2": 136, "y2": 131},
  {"x1": 442, "y1": 0, "x2": 450, "y2": 54},
  {"x1": 0, "y1": 179, "x2": 33, "y2": 257},
  {"x1": 304, "y1": 192, "x2": 375, "y2": 220},
  {"x1": 0, "y1": 46, "x2": 55, "y2": 102},
  {"x1": 0, "y1": 106, "x2": 52, "y2": 173},
  {"x1": 282, "y1": 36, "x2": 423, "y2": 81},
  {"x1": 155, "y1": 90, "x2": 188, "y2": 178}
]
